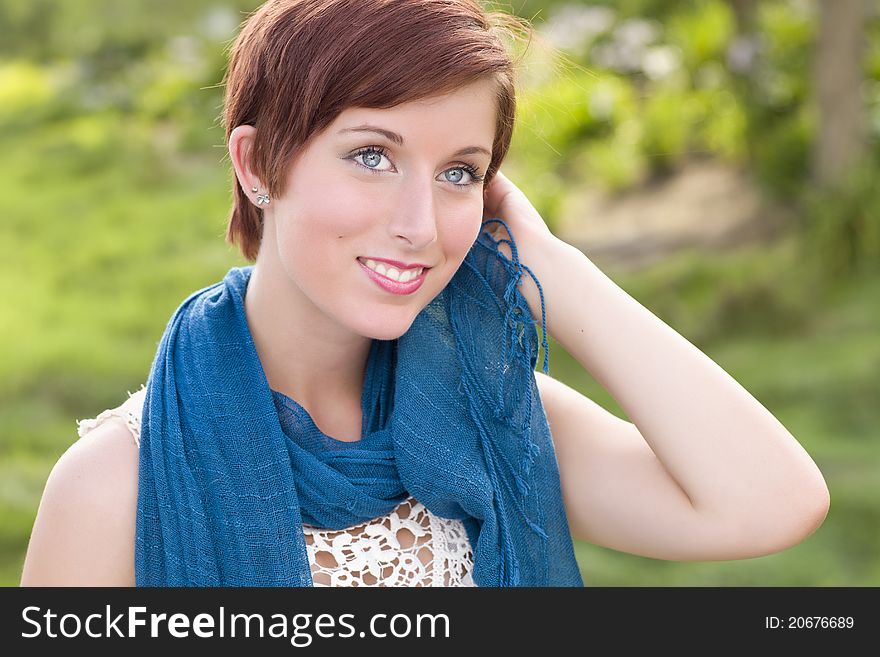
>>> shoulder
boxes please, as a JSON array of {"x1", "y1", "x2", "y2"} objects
[{"x1": 20, "y1": 390, "x2": 144, "y2": 586}]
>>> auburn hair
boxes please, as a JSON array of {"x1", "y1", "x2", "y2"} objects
[{"x1": 221, "y1": 0, "x2": 532, "y2": 261}]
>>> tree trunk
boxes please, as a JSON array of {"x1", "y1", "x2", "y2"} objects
[
  {"x1": 730, "y1": 0, "x2": 755, "y2": 33},
  {"x1": 727, "y1": 0, "x2": 758, "y2": 74},
  {"x1": 814, "y1": 0, "x2": 866, "y2": 186}
]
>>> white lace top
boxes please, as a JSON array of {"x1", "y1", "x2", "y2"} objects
[{"x1": 76, "y1": 386, "x2": 477, "y2": 587}]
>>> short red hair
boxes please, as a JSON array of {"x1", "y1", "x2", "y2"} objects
[{"x1": 221, "y1": 0, "x2": 532, "y2": 261}]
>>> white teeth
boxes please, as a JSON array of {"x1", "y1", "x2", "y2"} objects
[{"x1": 362, "y1": 258, "x2": 424, "y2": 283}]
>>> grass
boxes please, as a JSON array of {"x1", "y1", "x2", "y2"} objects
[{"x1": 2, "y1": 115, "x2": 877, "y2": 586}]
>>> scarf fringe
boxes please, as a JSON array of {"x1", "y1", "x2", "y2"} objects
[{"x1": 453, "y1": 219, "x2": 555, "y2": 584}]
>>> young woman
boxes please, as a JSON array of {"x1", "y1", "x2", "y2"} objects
[{"x1": 21, "y1": 0, "x2": 829, "y2": 587}]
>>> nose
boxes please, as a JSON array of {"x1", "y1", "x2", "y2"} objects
[{"x1": 386, "y1": 175, "x2": 438, "y2": 251}]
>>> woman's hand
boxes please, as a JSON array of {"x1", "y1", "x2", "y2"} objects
[{"x1": 482, "y1": 169, "x2": 556, "y2": 246}]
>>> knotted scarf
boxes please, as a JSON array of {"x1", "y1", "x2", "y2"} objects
[{"x1": 135, "y1": 218, "x2": 584, "y2": 586}]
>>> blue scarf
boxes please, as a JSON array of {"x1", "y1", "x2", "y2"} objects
[{"x1": 135, "y1": 219, "x2": 584, "y2": 586}]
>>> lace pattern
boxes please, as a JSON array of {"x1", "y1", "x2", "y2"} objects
[
  {"x1": 76, "y1": 386, "x2": 477, "y2": 587},
  {"x1": 305, "y1": 497, "x2": 474, "y2": 586}
]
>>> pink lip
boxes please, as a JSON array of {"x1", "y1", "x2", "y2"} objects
[
  {"x1": 357, "y1": 258, "x2": 428, "y2": 295},
  {"x1": 359, "y1": 256, "x2": 431, "y2": 271}
]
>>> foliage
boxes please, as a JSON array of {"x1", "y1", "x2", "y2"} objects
[
  {"x1": 514, "y1": 0, "x2": 876, "y2": 284},
  {"x1": 799, "y1": 158, "x2": 880, "y2": 280},
  {"x1": 515, "y1": 1, "x2": 822, "y2": 204}
]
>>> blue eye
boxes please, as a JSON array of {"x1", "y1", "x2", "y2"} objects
[
  {"x1": 350, "y1": 146, "x2": 485, "y2": 188},
  {"x1": 353, "y1": 147, "x2": 390, "y2": 172}
]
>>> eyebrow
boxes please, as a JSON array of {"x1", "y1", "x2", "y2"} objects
[{"x1": 337, "y1": 124, "x2": 492, "y2": 159}]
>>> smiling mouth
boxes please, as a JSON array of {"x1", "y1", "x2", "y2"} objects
[{"x1": 357, "y1": 257, "x2": 429, "y2": 283}]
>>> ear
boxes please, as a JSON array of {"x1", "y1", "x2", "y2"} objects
[{"x1": 228, "y1": 125, "x2": 265, "y2": 197}]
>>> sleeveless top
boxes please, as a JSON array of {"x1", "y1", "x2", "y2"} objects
[{"x1": 76, "y1": 386, "x2": 477, "y2": 587}]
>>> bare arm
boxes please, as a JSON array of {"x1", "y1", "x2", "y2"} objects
[
  {"x1": 525, "y1": 238, "x2": 829, "y2": 544},
  {"x1": 481, "y1": 170, "x2": 829, "y2": 557},
  {"x1": 20, "y1": 419, "x2": 138, "y2": 586},
  {"x1": 535, "y1": 370, "x2": 827, "y2": 559}
]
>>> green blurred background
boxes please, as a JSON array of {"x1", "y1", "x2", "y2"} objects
[{"x1": 1, "y1": 0, "x2": 877, "y2": 586}]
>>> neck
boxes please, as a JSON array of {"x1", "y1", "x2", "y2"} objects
[{"x1": 244, "y1": 250, "x2": 372, "y2": 413}]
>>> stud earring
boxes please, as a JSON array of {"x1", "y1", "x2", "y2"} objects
[{"x1": 251, "y1": 185, "x2": 270, "y2": 205}]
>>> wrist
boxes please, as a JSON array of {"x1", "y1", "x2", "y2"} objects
[{"x1": 514, "y1": 231, "x2": 583, "y2": 330}]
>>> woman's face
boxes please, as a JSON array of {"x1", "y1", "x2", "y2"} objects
[{"x1": 264, "y1": 78, "x2": 497, "y2": 341}]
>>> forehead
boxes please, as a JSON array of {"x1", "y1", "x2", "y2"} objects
[{"x1": 327, "y1": 78, "x2": 497, "y2": 144}]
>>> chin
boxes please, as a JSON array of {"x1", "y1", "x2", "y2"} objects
[
  {"x1": 363, "y1": 322, "x2": 415, "y2": 342},
  {"x1": 351, "y1": 312, "x2": 418, "y2": 342}
]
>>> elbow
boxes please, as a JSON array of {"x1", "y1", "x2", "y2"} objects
[
  {"x1": 713, "y1": 477, "x2": 831, "y2": 560},
  {"x1": 759, "y1": 439, "x2": 833, "y2": 554},
  {"x1": 758, "y1": 478, "x2": 832, "y2": 556},
  {"x1": 795, "y1": 481, "x2": 831, "y2": 542}
]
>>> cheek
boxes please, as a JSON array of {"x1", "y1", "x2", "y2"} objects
[
  {"x1": 442, "y1": 208, "x2": 484, "y2": 265},
  {"x1": 299, "y1": 183, "x2": 373, "y2": 239},
  {"x1": 277, "y1": 191, "x2": 370, "y2": 273}
]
